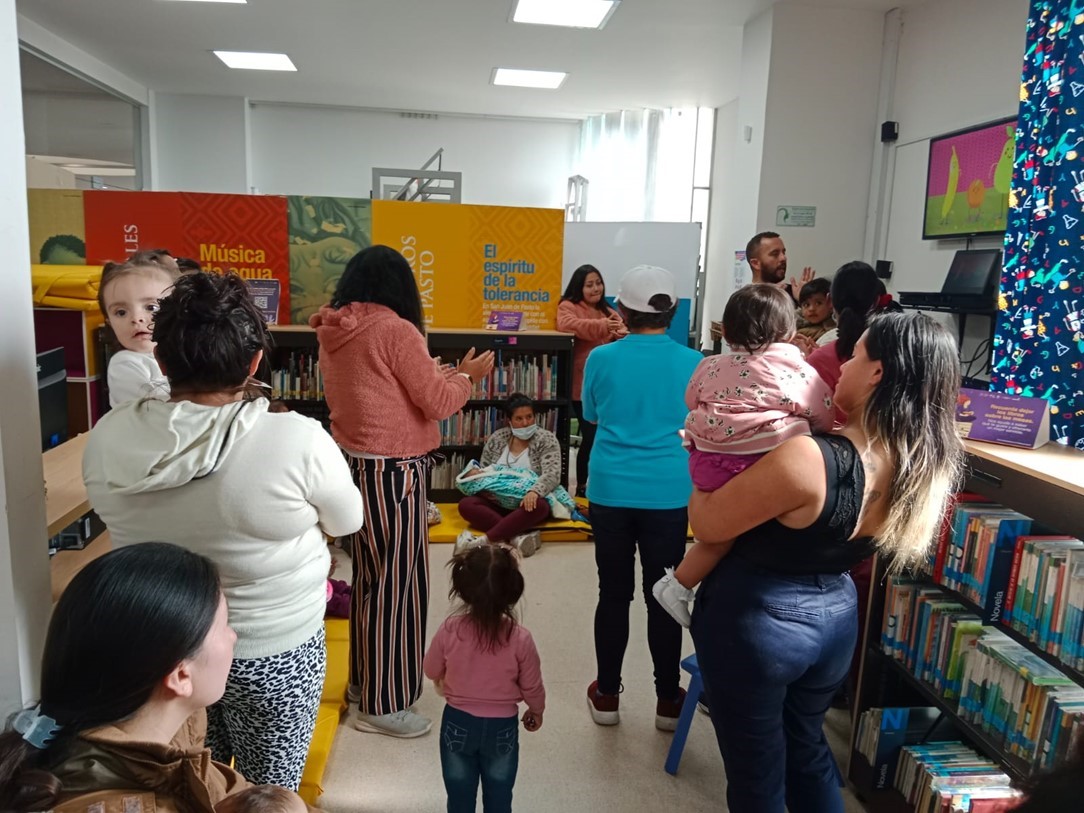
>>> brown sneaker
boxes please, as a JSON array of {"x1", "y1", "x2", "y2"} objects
[
  {"x1": 586, "y1": 680, "x2": 620, "y2": 726},
  {"x1": 654, "y1": 687, "x2": 688, "y2": 731}
]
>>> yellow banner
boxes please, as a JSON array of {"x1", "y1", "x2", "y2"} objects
[{"x1": 371, "y1": 201, "x2": 563, "y2": 330}]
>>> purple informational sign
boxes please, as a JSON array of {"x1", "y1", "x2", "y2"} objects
[
  {"x1": 246, "y1": 279, "x2": 281, "y2": 325},
  {"x1": 486, "y1": 310, "x2": 523, "y2": 331},
  {"x1": 955, "y1": 387, "x2": 1050, "y2": 449}
]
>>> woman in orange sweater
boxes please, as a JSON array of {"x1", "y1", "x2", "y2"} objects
[
  {"x1": 311, "y1": 245, "x2": 494, "y2": 739},
  {"x1": 556, "y1": 264, "x2": 626, "y2": 497}
]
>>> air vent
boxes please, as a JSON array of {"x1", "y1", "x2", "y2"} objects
[{"x1": 399, "y1": 112, "x2": 439, "y2": 120}]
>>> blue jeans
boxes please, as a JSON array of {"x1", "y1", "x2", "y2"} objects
[
  {"x1": 439, "y1": 705, "x2": 519, "y2": 813},
  {"x1": 690, "y1": 556, "x2": 857, "y2": 813},
  {"x1": 591, "y1": 503, "x2": 688, "y2": 699}
]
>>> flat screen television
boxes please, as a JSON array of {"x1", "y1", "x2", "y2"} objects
[{"x1": 923, "y1": 116, "x2": 1017, "y2": 240}]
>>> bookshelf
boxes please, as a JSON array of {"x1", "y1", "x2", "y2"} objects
[
  {"x1": 425, "y1": 329, "x2": 573, "y2": 502},
  {"x1": 267, "y1": 326, "x2": 574, "y2": 504},
  {"x1": 849, "y1": 440, "x2": 1084, "y2": 811}
]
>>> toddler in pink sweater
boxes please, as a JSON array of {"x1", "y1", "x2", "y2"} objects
[
  {"x1": 424, "y1": 544, "x2": 544, "y2": 813},
  {"x1": 653, "y1": 284, "x2": 835, "y2": 626}
]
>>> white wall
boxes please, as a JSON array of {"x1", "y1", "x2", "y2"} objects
[
  {"x1": 153, "y1": 93, "x2": 250, "y2": 193},
  {"x1": 25, "y1": 155, "x2": 74, "y2": 187},
  {"x1": 708, "y1": 8, "x2": 773, "y2": 322},
  {"x1": 701, "y1": 99, "x2": 739, "y2": 345},
  {"x1": 21, "y1": 92, "x2": 137, "y2": 167},
  {"x1": 249, "y1": 104, "x2": 578, "y2": 209},
  {"x1": 883, "y1": 0, "x2": 1028, "y2": 293},
  {"x1": 757, "y1": 3, "x2": 884, "y2": 278},
  {"x1": 0, "y1": 0, "x2": 53, "y2": 711},
  {"x1": 880, "y1": 0, "x2": 1028, "y2": 370}
]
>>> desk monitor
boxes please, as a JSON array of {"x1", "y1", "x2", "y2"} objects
[{"x1": 941, "y1": 249, "x2": 1002, "y2": 299}]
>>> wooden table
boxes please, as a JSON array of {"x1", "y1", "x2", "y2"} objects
[
  {"x1": 964, "y1": 438, "x2": 1084, "y2": 542},
  {"x1": 42, "y1": 434, "x2": 110, "y2": 599}
]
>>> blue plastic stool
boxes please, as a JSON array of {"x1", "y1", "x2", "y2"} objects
[{"x1": 665, "y1": 653, "x2": 703, "y2": 775}]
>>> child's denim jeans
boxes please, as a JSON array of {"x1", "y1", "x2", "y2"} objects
[{"x1": 439, "y1": 704, "x2": 519, "y2": 813}]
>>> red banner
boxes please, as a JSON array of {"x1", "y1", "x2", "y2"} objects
[{"x1": 82, "y1": 191, "x2": 290, "y2": 324}]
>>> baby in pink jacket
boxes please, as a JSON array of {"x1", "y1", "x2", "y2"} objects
[{"x1": 654, "y1": 284, "x2": 835, "y2": 626}]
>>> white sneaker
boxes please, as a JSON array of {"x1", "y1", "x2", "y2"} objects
[
  {"x1": 354, "y1": 709, "x2": 432, "y2": 738},
  {"x1": 454, "y1": 529, "x2": 486, "y2": 554},
  {"x1": 511, "y1": 530, "x2": 541, "y2": 558},
  {"x1": 652, "y1": 568, "x2": 695, "y2": 628}
]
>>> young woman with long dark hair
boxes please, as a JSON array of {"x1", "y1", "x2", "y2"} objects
[
  {"x1": 557, "y1": 264, "x2": 626, "y2": 496},
  {"x1": 0, "y1": 543, "x2": 249, "y2": 813},
  {"x1": 312, "y1": 244, "x2": 495, "y2": 739},
  {"x1": 687, "y1": 312, "x2": 964, "y2": 812}
]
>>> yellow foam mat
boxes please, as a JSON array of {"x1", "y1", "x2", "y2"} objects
[
  {"x1": 428, "y1": 502, "x2": 593, "y2": 543},
  {"x1": 299, "y1": 619, "x2": 350, "y2": 805}
]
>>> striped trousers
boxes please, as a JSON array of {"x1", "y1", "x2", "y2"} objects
[{"x1": 347, "y1": 454, "x2": 430, "y2": 715}]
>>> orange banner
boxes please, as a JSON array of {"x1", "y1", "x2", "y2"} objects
[{"x1": 371, "y1": 201, "x2": 563, "y2": 330}]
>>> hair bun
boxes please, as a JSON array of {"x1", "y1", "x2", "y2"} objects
[{"x1": 171, "y1": 272, "x2": 250, "y2": 325}]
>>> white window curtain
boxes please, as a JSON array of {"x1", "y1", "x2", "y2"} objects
[{"x1": 576, "y1": 108, "x2": 698, "y2": 221}]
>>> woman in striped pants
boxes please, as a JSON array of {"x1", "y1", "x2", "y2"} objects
[{"x1": 312, "y1": 245, "x2": 494, "y2": 738}]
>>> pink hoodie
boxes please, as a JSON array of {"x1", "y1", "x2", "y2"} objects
[{"x1": 310, "y1": 302, "x2": 471, "y2": 458}]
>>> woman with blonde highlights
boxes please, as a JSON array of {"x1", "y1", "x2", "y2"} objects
[{"x1": 685, "y1": 311, "x2": 964, "y2": 812}]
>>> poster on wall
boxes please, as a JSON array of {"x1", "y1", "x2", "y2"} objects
[
  {"x1": 27, "y1": 189, "x2": 87, "y2": 265},
  {"x1": 371, "y1": 200, "x2": 564, "y2": 330},
  {"x1": 287, "y1": 196, "x2": 371, "y2": 325},
  {"x1": 82, "y1": 191, "x2": 290, "y2": 324}
]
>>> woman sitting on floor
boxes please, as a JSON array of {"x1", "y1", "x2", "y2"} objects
[{"x1": 456, "y1": 393, "x2": 563, "y2": 557}]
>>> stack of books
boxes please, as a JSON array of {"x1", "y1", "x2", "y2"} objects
[
  {"x1": 439, "y1": 408, "x2": 556, "y2": 446},
  {"x1": 958, "y1": 634, "x2": 1081, "y2": 767},
  {"x1": 456, "y1": 352, "x2": 560, "y2": 400},
  {"x1": 921, "y1": 494, "x2": 1084, "y2": 670},
  {"x1": 894, "y1": 743, "x2": 1019, "y2": 811},
  {"x1": 880, "y1": 577, "x2": 1084, "y2": 771},
  {"x1": 430, "y1": 453, "x2": 471, "y2": 491},
  {"x1": 881, "y1": 578, "x2": 983, "y2": 700},
  {"x1": 271, "y1": 351, "x2": 324, "y2": 400}
]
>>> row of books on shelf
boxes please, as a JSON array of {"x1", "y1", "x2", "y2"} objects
[
  {"x1": 881, "y1": 578, "x2": 1084, "y2": 772},
  {"x1": 854, "y1": 714, "x2": 1021, "y2": 813},
  {"x1": 431, "y1": 453, "x2": 470, "y2": 491},
  {"x1": 439, "y1": 409, "x2": 556, "y2": 446},
  {"x1": 452, "y1": 352, "x2": 561, "y2": 401},
  {"x1": 924, "y1": 494, "x2": 1084, "y2": 670},
  {"x1": 270, "y1": 353, "x2": 323, "y2": 401}
]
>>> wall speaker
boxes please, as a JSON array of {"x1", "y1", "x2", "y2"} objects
[
  {"x1": 880, "y1": 121, "x2": 899, "y2": 143},
  {"x1": 875, "y1": 260, "x2": 893, "y2": 279}
]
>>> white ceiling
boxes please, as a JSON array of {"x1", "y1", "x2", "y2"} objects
[{"x1": 16, "y1": 0, "x2": 920, "y2": 119}]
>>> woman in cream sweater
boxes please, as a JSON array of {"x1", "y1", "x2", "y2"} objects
[{"x1": 83, "y1": 273, "x2": 364, "y2": 790}]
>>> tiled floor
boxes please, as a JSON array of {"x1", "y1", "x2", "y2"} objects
[{"x1": 319, "y1": 541, "x2": 867, "y2": 812}]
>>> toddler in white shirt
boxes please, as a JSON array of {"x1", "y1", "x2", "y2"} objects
[{"x1": 98, "y1": 260, "x2": 178, "y2": 408}]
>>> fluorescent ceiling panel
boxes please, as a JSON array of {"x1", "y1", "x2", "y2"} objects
[
  {"x1": 512, "y1": 0, "x2": 618, "y2": 29},
  {"x1": 163, "y1": 1, "x2": 247, "y2": 4},
  {"x1": 213, "y1": 51, "x2": 297, "y2": 71},
  {"x1": 492, "y1": 68, "x2": 567, "y2": 90}
]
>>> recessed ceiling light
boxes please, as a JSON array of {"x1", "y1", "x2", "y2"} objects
[
  {"x1": 163, "y1": 1, "x2": 247, "y2": 4},
  {"x1": 213, "y1": 51, "x2": 297, "y2": 71},
  {"x1": 492, "y1": 68, "x2": 568, "y2": 90},
  {"x1": 511, "y1": 0, "x2": 618, "y2": 29}
]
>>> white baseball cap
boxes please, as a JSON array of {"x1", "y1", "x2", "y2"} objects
[{"x1": 616, "y1": 265, "x2": 677, "y2": 313}]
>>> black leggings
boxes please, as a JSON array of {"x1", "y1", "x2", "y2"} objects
[{"x1": 573, "y1": 400, "x2": 595, "y2": 496}]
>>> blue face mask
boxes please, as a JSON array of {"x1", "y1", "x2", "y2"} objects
[{"x1": 511, "y1": 424, "x2": 538, "y2": 440}]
